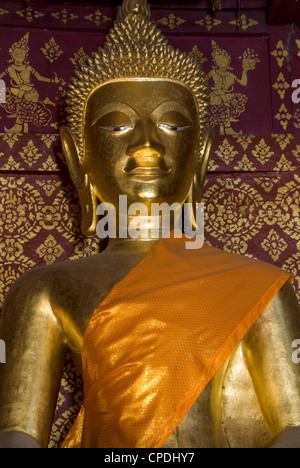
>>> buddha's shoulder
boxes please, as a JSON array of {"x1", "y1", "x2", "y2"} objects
[
  {"x1": 3, "y1": 248, "x2": 147, "y2": 312},
  {"x1": 3, "y1": 253, "x2": 115, "y2": 309},
  {"x1": 202, "y1": 243, "x2": 286, "y2": 274}
]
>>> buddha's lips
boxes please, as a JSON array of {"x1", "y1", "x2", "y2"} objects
[{"x1": 123, "y1": 156, "x2": 171, "y2": 177}]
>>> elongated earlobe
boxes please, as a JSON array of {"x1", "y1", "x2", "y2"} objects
[
  {"x1": 60, "y1": 126, "x2": 98, "y2": 236},
  {"x1": 193, "y1": 129, "x2": 215, "y2": 204},
  {"x1": 77, "y1": 176, "x2": 98, "y2": 236}
]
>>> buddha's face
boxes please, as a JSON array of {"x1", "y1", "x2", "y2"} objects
[{"x1": 84, "y1": 80, "x2": 199, "y2": 210}]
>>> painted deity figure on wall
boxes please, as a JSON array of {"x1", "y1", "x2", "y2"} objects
[
  {"x1": 0, "y1": 33, "x2": 59, "y2": 134},
  {"x1": 208, "y1": 40, "x2": 259, "y2": 135}
]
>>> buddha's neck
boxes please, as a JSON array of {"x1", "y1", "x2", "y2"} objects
[
  {"x1": 107, "y1": 236, "x2": 160, "y2": 253},
  {"x1": 103, "y1": 212, "x2": 181, "y2": 253}
]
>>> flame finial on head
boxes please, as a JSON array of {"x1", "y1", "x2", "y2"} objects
[{"x1": 116, "y1": 0, "x2": 152, "y2": 22}]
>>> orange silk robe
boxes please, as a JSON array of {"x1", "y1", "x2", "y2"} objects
[{"x1": 62, "y1": 237, "x2": 292, "y2": 448}]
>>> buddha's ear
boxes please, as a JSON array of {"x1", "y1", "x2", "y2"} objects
[
  {"x1": 59, "y1": 126, "x2": 98, "y2": 237},
  {"x1": 193, "y1": 128, "x2": 215, "y2": 203},
  {"x1": 59, "y1": 125, "x2": 85, "y2": 189}
]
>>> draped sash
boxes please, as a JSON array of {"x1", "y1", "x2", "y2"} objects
[{"x1": 62, "y1": 237, "x2": 292, "y2": 448}]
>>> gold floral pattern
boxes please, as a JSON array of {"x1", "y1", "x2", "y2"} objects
[
  {"x1": 234, "y1": 154, "x2": 255, "y2": 171},
  {"x1": 70, "y1": 237, "x2": 101, "y2": 259},
  {"x1": 51, "y1": 9, "x2": 78, "y2": 25},
  {"x1": 0, "y1": 239, "x2": 23, "y2": 261},
  {"x1": 84, "y1": 10, "x2": 112, "y2": 26},
  {"x1": 272, "y1": 72, "x2": 290, "y2": 100},
  {"x1": 215, "y1": 138, "x2": 238, "y2": 165},
  {"x1": 273, "y1": 154, "x2": 297, "y2": 172},
  {"x1": 41, "y1": 37, "x2": 64, "y2": 64},
  {"x1": 294, "y1": 109, "x2": 300, "y2": 129},
  {"x1": 16, "y1": 6, "x2": 44, "y2": 23},
  {"x1": 229, "y1": 14, "x2": 258, "y2": 31},
  {"x1": 36, "y1": 205, "x2": 62, "y2": 231},
  {"x1": 203, "y1": 178, "x2": 265, "y2": 242},
  {"x1": 258, "y1": 201, "x2": 282, "y2": 226},
  {"x1": 1, "y1": 156, "x2": 21, "y2": 171},
  {"x1": 223, "y1": 236, "x2": 250, "y2": 256},
  {"x1": 53, "y1": 187, "x2": 82, "y2": 242},
  {"x1": 2, "y1": 133, "x2": 20, "y2": 149},
  {"x1": 251, "y1": 138, "x2": 274, "y2": 165},
  {"x1": 36, "y1": 234, "x2": 65, "y2": 264},
  {"x1": 36, "y1": 179, "x2": 62, "y2": 197},
  {"x1": 261, "y1": 229, "x2": 288, "y2": 261},
  {"x1": 19, "y1": 140, "x2": 43, "y2": 167},
  {"x1": 233, "y1": 135, "x2": 254, "y2": 150},
  {"x1": 253, "y1": 177, "x2": 280, "y2": 193},
  {"x1": 275, "y1": 175, "x2": 300, "y2": 241},
  {"x1": 195, "y1": 15, "x2": 222, "y2": 31},
  {"x1": 189, "y1": 46, "x2": 208, "y2": 66},
  {"x1": 0, "y1": 177, "x2": 44, "y2": 241},
  {"x1": 275, "y1": 104, "x2": 293, "y2": 130},
  {"x1": 271, "y1": 40, "x2": 289, "y2": 68},
  {"x1": 273, "y1": 134, "x2": 294, "y2": 150},
  {"x1": 157, "y1": 13, "x2": 186, "y2": 30}
]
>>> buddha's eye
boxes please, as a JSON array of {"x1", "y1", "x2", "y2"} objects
[
  {"x1": 158, "y1": 123, "x2": 191, "y2": 132},
  {"x1": 96, "y1": 111, "x2": 133, "y2": 134},
  {"x1": 98, "y1": 125, "x2": 133, "y2": 133},
  {"x1": 157, "y1": 111, "x2": 192, "y2": 133}
]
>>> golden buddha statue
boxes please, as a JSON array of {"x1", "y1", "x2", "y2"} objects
[{"x1": 0, "y1": 0, "x2": 300, "y2": 449}]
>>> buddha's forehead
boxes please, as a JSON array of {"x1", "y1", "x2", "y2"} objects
[{"x1": 85, "y1": 79, "x2": 198, "y2": 121}]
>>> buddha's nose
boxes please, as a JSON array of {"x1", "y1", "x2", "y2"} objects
[{"x1": 126, "y1": 119, "x2": 165, "y2": 167}]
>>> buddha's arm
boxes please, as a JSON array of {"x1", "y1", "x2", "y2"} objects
[
  {"x1": 242, "y1": 280, "x2": 300, "y2": 448},
  {"x1": 0, "y1": 272, "x2": 67, "y2": 448}
]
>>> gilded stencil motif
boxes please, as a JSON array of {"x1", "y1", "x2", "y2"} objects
[
  {"x1": 16, "y1": 6, "x2": 44, "y2": 23},
  {"x1": 195, "y1": 15, "x2": 222, "y2": 31},
  {"x1": 275, "y1": 175, "x2": 300, "y2": 241},
  {"x1": 157, "y1": 13, "x2": 186, "y2": 30},
  {"x1": 207, "y1": 41, "x2": 260, "y2": 134},
  {"x1": 0, "y1": 33, "x2": 59, "y2": 134},
  {"x1": 203, "y1": 178, "x2": 265, "y2": 242},
  {"x1": 51, "y1": 9, "x2": 79, "y2": 25},
  {"x1": 229, "y1": 14, "x2": 258, "y2": 31},
  {"x1": 0, "y1": 176, "x2": 44, "y2": 241},
  {"x1": 272, "y1": 72, "x2": 290, "y2": 100},
  {"x1": 41, "y1": 37, "x2": 64, "y2": 64},
  {"x1": 275, "y1": 104, "x2": 293, "y2": 130},
  {"x1": 84, "y1": 10, "x2": 112, "y2": 26},
  {"x1": 271, "y1": 40, "x2": 288, "y2": 68}
]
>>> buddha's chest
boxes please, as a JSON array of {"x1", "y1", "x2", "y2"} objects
[{"x1": 162, "y1": 343, "x2": 273, "y2": 449}]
